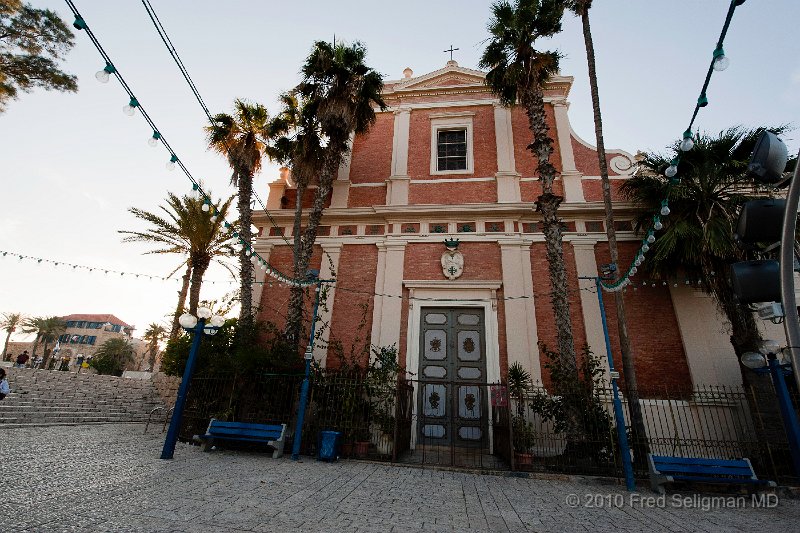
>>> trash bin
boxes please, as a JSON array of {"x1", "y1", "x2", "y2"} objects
[{"x1": 318, "y1": 430, "x2": 342, "y2": 461}]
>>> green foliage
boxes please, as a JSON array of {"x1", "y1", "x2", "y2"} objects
[
  {"x1": 529, "y1": 344, "x2": 613, "y2": 461},
  {"x1": 0, "y1": 1, "x2": 77, "y2": 112},
  {"x1": 507, "y1": 361, "x2": 536, "y2": 452},
  {"x1": 90, "y1": 337, "x2": 135, "y2": 376},
  {"x1": 160, "y1": 319, "x2": 301, "y2": 377},
  {"x1": 479, "y1": 0, "x2": 564, "y2": 107}
]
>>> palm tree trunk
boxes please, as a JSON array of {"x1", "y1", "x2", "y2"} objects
[
  {"x1": 286, "y1": 150, "x2": 342, "y2": 350},
  {"x1": 147, "y1": 340, "x2": 158, "y2": 372},
  {"x1": 41, "y1": 340, "x2": 50, "y2": 369},
  {"x1": 169, "y1": 264, "x2": 192, "y2": 342},
  {"x1": 522, "y1": 83, "x2": 578, "y2": 374},
  {"x1": 2, "y1": 331, "x2": 11, "y2": 360},
  {"x1": 238, "y1": 169, "x2": 255, "y2": 330},
  {"x1": 580, "y1": 8, "x2": 650, "y2": 464},
  {"x1": 188, "y1": 257, "x2": 211, "y2": 315},
  {"x1": 285, "y1": 180, "x2": 308, "y2": 347}
]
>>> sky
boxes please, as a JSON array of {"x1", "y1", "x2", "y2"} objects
[{"x1": 1, "y1": 0, "x2": 799, "y2": 341}]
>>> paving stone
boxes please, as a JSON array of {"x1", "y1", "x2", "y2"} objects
[{"x1": 3, "y1": 424, "x2": 800, "y2": 531}]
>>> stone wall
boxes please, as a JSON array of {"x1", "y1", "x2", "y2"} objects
[{"x1": 152, "y1": 372, "x2": 181, "y2": 406}]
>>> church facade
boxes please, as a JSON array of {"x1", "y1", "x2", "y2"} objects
[{"x1": 252, "y1": 60, "x2": 754, "y2": 394}]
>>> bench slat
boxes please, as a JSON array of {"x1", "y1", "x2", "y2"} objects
[
  {"x1": 209, "y1": 421, "x2": 283, "y2": 431},
  {"x1": 670, "y1": 475, "x2": 768, "y2": 484},
  {"x1": 208, "y1": 427, "x2": 282, "y2": 439},
  {"x1": 208, "y1": 435, "x2": 272, "y2": 443},
  {"x1": 654, "y1": 464, "x2": 754, "y2": 476},
  {"x1": 651, "y1": 455, "x2": 749, "y2": 468}
]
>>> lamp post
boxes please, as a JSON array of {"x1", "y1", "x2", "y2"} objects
[
  {"x1": 579, "y1": 274, "x2": 636, "y2": 491},
  {"x1": 160, "y1": 307, "x2": 225, "y2": 460},
  {"x1": 291, "y1": 274, "x2": 323, "y2": 461},
  {"x1": 740, "y1": 340, "x2": 800, "y2": 477}
]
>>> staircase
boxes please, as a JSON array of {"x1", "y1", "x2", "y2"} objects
[{"x1": 0, "y1": 368, "x2": 170, "y2": 427}]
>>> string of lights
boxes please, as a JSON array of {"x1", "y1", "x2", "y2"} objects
[
  {"x1": 65, "y1": 0, "x2": 313, "y2": 288},
  {"x1": 139, "y1": 0, "x2": 294, "y2": 250},
  {"x1": 598, "y1": 0, "x2": 744, "y2": 293}
]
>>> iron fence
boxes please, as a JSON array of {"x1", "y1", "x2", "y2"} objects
[{"x1": 176, "y1": 371, "x2": 799, "y2": 482}]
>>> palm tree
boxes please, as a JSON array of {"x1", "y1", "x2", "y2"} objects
[
  {"x1": 91, "y1": 337, "x2": 135, "y2": 376},
  {"x1": 142, "y1": 323, "x2": 167, "y2": 372},
  {"x1": 480, "y1": 0, "x2": 578, "y2": 373},
  {"x1": 22, "y1": 316, "x2": 65, "y2": 368},
  {"x1": 622, "y1": 127, "x2": 793, "y2": 447},
  {"x1": 206, "y1": 100, "x2": 270, "y2": 331},
  {"x1": 1, "y1": 312, "x2": 23, "y2": 361},
  {"x1": 120, "y1": 192, "x2": 236, "y2": 340},
  {"x1": 564, "y1": 0, "x2": 649, "y2": 460},
  {"x1": 274, "y1": 40, "x2": 385, "y2": 347}
]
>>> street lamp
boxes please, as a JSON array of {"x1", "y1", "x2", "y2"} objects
[
  {"x1": 740, "y1": 340, "x2": 800, "y2": 477},
  {"x1": 160, "y1": 307, "x2": 225, "y2": 460}
]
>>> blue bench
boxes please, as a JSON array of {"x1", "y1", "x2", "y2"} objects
[
  {"x1": 648, "y1": 454, "x2": 776, "y2": 494},
  {"x1": 193, "y1": 419, "x2": 287, "y2": 459}
]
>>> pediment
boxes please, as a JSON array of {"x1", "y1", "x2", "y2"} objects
[{"x1": 392, "y1": 63, "x2": 486, "y2": 93}]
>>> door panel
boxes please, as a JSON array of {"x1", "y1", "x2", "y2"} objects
[{"x1": 418, "y1": 308, "x2": 487, "y2": 447}]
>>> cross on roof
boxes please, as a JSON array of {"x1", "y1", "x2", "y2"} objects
[{"x1": 444, "y1": 45, "x2": 459, "y2": 61}]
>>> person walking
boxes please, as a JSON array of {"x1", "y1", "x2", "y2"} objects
[{"x1": 0, "y1": 368, "x2": 10, "y2": 400}]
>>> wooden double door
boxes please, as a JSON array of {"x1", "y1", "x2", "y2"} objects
[{"x1": 417, "y1": 307, "x2": 488, "y2": 447}]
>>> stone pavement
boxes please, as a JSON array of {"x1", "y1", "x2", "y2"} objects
[{"x1": 2, "y1": 425, "x2": 799, "y2": 532}]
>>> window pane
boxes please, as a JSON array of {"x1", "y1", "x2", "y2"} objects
[{"x1": 436, "y1": 128, "x2": 467, "y2": 171}]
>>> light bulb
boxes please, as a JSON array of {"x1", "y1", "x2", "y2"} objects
[
  {"x1": 635, "y1": 257, "x2": 643, "y2": 266},
  {"x1": 661, "y1": 205, "x2": 671, "y2": 216},
  {"x1": 210, "y1": 215, "x2": 218, "y2": 223},
  {"x1": 261, "y1": 264, "x2": 266, "y2": 270},
  {"x1": 167, "y1": 155, "x2": 178, "y2": 171},
  {"x1": 713, "y1": 47, "x2": 729, "y2": 71},
  {"x1": 654, "y1": 220, "x2": 663, "y2": 231},
  {"x1": 665, "y1": 165, "x2": 678, "y2": 178},
  {"x1": 122, "y1": 97, "x2": 138, "y2": 116},
  {"x1": 680, "y1": 137, "x2": 694, "y2": 151},
  {"x1": 642, "y1": 243, "x2": 650, "y2": 253},
  {"x1": 148, "y1": 131, "x2": 161, "y2": 147},
  {"x1": 647, "y1": 234, "x2": 656, "y2": 244},
  {"x1": 197, "y1": 307, "x2": 212, "y2": 319},
  {"x1": 95, "y1": 70, "x2": 110, "y2": 83},
  {"x1": 201, "y1": 203, "x2": 210, "y2": 212},
  {"x1": 630, "y1": 267, "x2": 637, "y2": 275}
]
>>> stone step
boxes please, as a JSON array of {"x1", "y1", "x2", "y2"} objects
[{"x1": 0, "y1": 416, "x2": 149, "y2": 425}]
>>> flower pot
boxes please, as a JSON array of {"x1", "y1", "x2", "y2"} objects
[
  {"x1": 514, "y1": 452, "x2": 534, "y2": 468},
  {"x1": 354, "y1": 441, "x2": 370, "y2": 458},
  {"x1": 340, "y1": 442, "x2": 354, "y2": 458}
]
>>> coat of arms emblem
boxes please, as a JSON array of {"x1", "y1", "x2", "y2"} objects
[{"x1": 441, "y1": 238, "x2": 464, "y2": 280}]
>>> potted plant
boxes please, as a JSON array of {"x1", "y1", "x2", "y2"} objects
[{"x1": 508, "y1": 362, "x2": 535, "y2": 467}]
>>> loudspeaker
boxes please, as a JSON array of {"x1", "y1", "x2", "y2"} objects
[
  {"x1": 730, "y1": 260, "x2": 781, "y2": 304},
  {"x1": 748, "y1": 131, "x2": 789, "y2": 184},
  {"x1": 735, "y1": 198, "x2": 786, "y2": 244}
]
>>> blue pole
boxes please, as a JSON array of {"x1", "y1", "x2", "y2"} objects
[
  {"x1": 291, "y1": 282, "x2": 322, "y2": 460},
  {"x1": 161, "y1": 318, "x2": 205, "y2": 460},
  {"x1": 767, "y1": 355, "x2": 800, "y2": 477},
  {"x1": 591, "y1": 277, "x2": 636, "y2": 491}
]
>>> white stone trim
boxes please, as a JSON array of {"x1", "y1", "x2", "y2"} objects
[
  {"x1": 350, "y1": 182, "x2": 389, "y2": 187},
  {"x1": 391, "y1": 107, "x2": 412, "y2": 179},
  {"x1": 429, "y1": 111, "x2": 476, "y2": 119},
  {"x1": 568, "y1": 125, "x2": 636, "y2": 176},
  {"x1": 410, "y1": 177, "x2": 494, "y2": 184},
  {"x1": 430, "y1": 115, "x2": 474, "y2": 176}
]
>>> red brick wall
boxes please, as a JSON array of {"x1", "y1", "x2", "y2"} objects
[
  {"x1": 581, "y1": 179, "x2": 626, "y2": 202},
  {"x1": 594, "y1": 242, "x2": 691, "y2": 393},
  {"x1": 529, "y1": 243, "x2": 587, "y2": 389},
  {"x1": 409, "y1": 181, "x2": 497, "y2": 205},
  {"x1": 348, "y1": 185, "x2": 387, "y2": 208},
  {"x1": 282, "y1": 188, "x2": 331, "y2": 209},
  {"x1": 404, "y1": 242, "x2": 502, "y2": 281},
  {"x1": 349, "y1": 113, "x2": 394, "y2": 184},
  {"x1": 407, "y1": 106, "x2": 497, "y2": 179},
  {"x1": 511, "y1": 105, "x2": 562, "y2": 178},
  {"x1": 255, "y1": 246, "x2": 322, "y2": 332},
  {"x1": 326, "y1": 244, "x2": 378, "y2": 369},
  {"x1": 571, "y1": 137, "x2": 626, "y2": 177}
]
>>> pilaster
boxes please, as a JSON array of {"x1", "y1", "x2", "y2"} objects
[
  {"x1": 387, "y1": 107, "x2": 411, "y2": 206},
  {"x1": 493, "y1": 103, "x2": 521, "y2": 203},
  {"x1": 500, "y1": 240, "x2": 540, "y2": 382},
  {"x1": 371, "y1": 241, "x2": 406, "y2": 350},
  {"x1": 571, "y1": 239, "x2": 610, "y2": 378},
  {"x1": 553, "y1": 99, "x2": 585, "y2": 203}
]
